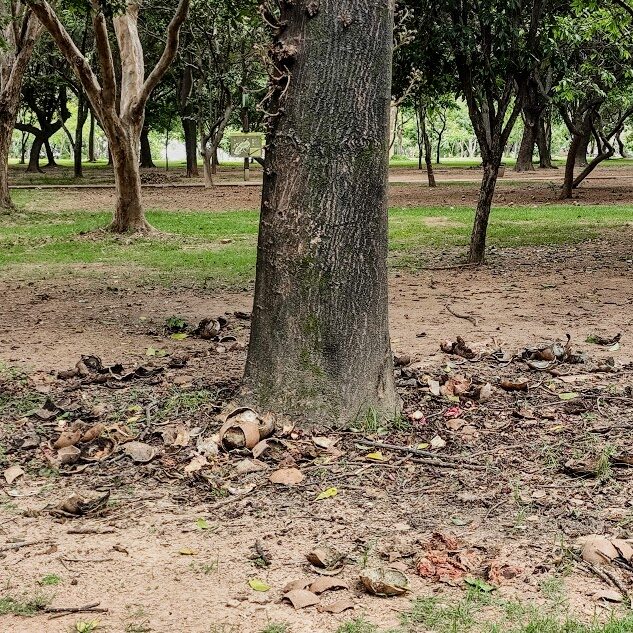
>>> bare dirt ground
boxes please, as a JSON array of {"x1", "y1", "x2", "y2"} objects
[
  {"x1": 1, "y1": 220, "x2": 633, "y2": 632},
  {"x1": 0, "y1": 233, "x2": 633, "y2": 633},
  {"x1": 14, "y1": 165, "x2": 633, "y2": 213}
]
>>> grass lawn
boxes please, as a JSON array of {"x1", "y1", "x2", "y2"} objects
[{"x1": 1, "y1": 192, "x2": 631, "y2": 286}]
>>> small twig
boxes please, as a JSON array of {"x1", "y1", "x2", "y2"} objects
[
  {"x1": 445, "y1": 303, "x2": 479, "y2": 327},
  {"x1": 46, "y1": 602, "x2": 108, "y2": 620},
  {"x1": 0, "y1": 540, "x2": 48, "y2": 553},
  {"x1": 357, "y1": 439, "x2": 481, "y2": 465},
  {"x1": 409, "y1": 457, "x2": 486, "y2": 472},
  {"x1": 67, "y1": 527, "x2": 116, "y2": 535},
  {"x1": 61, "y1": 556, "x2": 113, "y2": 563},
  {"x1": 579, "y1": 560, "x2": 631, "y2": 606}
]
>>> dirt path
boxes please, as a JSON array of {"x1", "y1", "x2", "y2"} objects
[{"x1": 1, "y1": 236, "x2": 633, "y2": 632}]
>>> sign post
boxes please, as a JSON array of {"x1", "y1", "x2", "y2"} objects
[{"x1": 229, "y1": 133, "x2": 264, "y2": 182}]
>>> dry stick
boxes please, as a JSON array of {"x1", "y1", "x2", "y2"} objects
[
  {"x1": 356, "y1": 439, "x2": 482, "y2": 466},
  {"x1": 0, "y1": 540, "x2": 48, "y2": 553},
  {"x1": 66, "y1": 527, "x2": 116, "y2": 535},
  {"x1": 46, "y1": 602, "x2": 108, "y2": 620},
  {"x1": 579, "y1": 560, "x2": 631, "y2": 606},
  {"x1": 409, "y1": 457, "x2": 486, "y2": 472},
  {"x1": 445, "y1": 303, "x2": 479, "y2": 327}
]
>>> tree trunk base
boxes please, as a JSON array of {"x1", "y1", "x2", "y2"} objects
[{"x1": 106, "y1": 218, "x2": 157, "y2": 235}]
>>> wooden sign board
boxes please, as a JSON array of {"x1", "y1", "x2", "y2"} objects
[{"x1": 229, "y1": 133, "x2": 264, "y2": 158}]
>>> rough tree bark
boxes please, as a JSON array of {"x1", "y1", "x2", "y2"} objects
[
  {"x1": 242, "y1": 0, "x2": 398, "y2": 425},
  {"x1": 73, "y1": 91, "x2": 89, "y2": 177},
  {"x1": 575, "y1": 128, "x2": 590, "y2": 167},
  {"x1": 536, "y1": 112, "x2": 554, "y2": 168},
  {"x1": 0, "y1": 4, "x2": 42, "y2": 211},
  {"x1": 27, "y1": 0, "x2": 190, "y2": 232}
]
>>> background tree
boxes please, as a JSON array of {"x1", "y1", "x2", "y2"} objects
[
  {"x1": 26, "y1": 0, "x2": 190, "y2": 232},
  {"x1": 242, "y1": 0, "x2": 398, "y2": 424},
  {"x1": 0, "y1": 1, "x2": 41, "y2": 211}
]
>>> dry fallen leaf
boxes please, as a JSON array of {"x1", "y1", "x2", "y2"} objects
[
  {"x1": 282, "y1": 589, "x2": 319, "y2": 609},
  {"x1": 4, "y1": 465, "x2": 25, "y2": 485},
  {"x1": 360, "y1": 568, "x2": 409, "y2": 596},
  {"x1": 123, "y1": 441, "x2": 157, "y2": 463},
  {"x1": 269, "y1": 468, "x2": 304, "y2": 486},
  {"x1": 184, "y1": 455, "x2": 207, "y2": 474},
  {"x1": 317, "y1": 599, "x2": 355, "y2": 614},
  {"x1": 309, "y1": 577, "x2": 349, "y2": 594},
  {"x1": 593, "y1": 589, "x2": 623, "y2": 603},
  {"x1": 430, "y1": 436, "x2": 446, "y2": 450},
  {"x1": 283, "y1": 579, "x2": 311, "y2": 593}
]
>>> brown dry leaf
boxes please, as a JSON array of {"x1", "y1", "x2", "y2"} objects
[
  {"x1": 283, "y1": 579, "x2": 311, "y2": 593},
  {"x1": 430, "y1": 436, "x2": 446, "y2": 450},
  {"x1": 282, "y1": 589, "x2": 319, "y2": 609},
  {"x1": 269, "y1": 467, "x2": 304, "y2": 486},
  {"x1": 58, "y1": 445, "x2": 81, "y2": 465},
  {"x1": 80, "y1": 423, "x2": 105, "y2": 443},
  {"x1": 252, "y1": 439, "x2": 269, "y2": 459},
  {"x1": 477, "y1": 383, "x2": 493, "y2": 401},
  {"x1": 123, "y1": 441, "x2": 157, "y2": 463},
  {"x1": 184, "y1": 455, "x2": 207, "y2": 474},
  {"x1": 309, "y1": 577, "x2": 349, "y2": 594},
  {"x1": 487, "y1": 561, "x2": 522, "y2": 585},
  {"x1": 581, "y1": 536, "x2": 619, "y2": 565},
  {"x1": 593, "y1": 589, "x2": 623, "y2": 603},
  {"x1": 235, "y1": 458, "x2": 268, "y2": 475},
  {"x1": 4, "y1": 465, "x2": 25, "y2": 485},
  {"x1": 446, "y1": 418, "x2": 466, "y2": 431},
  {"x1": 317, "y1": 599, "x2": 355, "y2": 614},
  {"x1": 499, "y1": 379, "x2": 529, "y2": 392},
  {"x1": 428, "y1": 380, "x2": 441, "y2": 397},
  {"x1": 306, "y1": 545, "x2": 344, "y2": 570},
  {"x1": 48, "y1": 491, "x2": 110, "y2": 518},
  {"x1": 53, "y1": 429, "x2": 83, "y2": 449},
  {"x1": 313, "y1": 436, "x2": 337, "y2": 449}
]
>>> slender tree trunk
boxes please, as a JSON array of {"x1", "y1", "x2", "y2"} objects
[
  {"x1": 202, "y1": 149, "x2": 213, "y2": 187},
  {"x1": 26, "y1": 136, "x2": 45, "y2": 173},
  {"x1": 88, "y1": 111, "x2": 96, "y2": 162},
  {"x1": 515, "y1": 111, "x2": 538, "y2": 172},
  {"x1": 44, "y1": 138, "x2": 56, "y2": 167},
  {"x1": 19, "y1": 131, "x2": 28, "y2": 164},
  {"x1": 139, "y1": 125, "x2": 155, "y2": 168},
  {"x1": 182, "y1": 117, "x2": 198, "y2": 177},
  {"x1": 561, "y1": 132, "x2": 581, "y2": 199},
  {"x1": 468, "y1": 161, "x2": 500, "y2": 264},
  {"x1": 242, "y1": 0, "x2": 397, "y2": 425},
  {"x1": 616, "y1": 131, "x2": 627, "y2": 158},
  {"x1": 74, "y1": 96, "x2": 88, "y2": 178},
  {"x1": 421, "y1": 117, "x2": 435, "y2": 187},
  {"x1": 0, "y1": 111, "x2": 14, "y2": 210},
  {"x1": 436, "y1": 133, "x2": 442, "y2": 164},
  {"x1": 211, "y1": 147, "x2": 218, "y2": 175},
  {"x1": 536, "y1": 115, "x2": 554, "y2": 168}
]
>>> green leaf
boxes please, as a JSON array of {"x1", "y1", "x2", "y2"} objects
[
  {"x1": 171, "y1": 333, "x2": 188, "y2": 340},
  {"x1": 315, "y1": 487, "x2": 338, "y2": 501},
  {"x1": 248, "y1": 578, "x2": 271, "y2": 592},
  {"x1": 559, "y1": 392, "x2": 579, "y2": 400},
  {"x1": 465, "y1": 577, "x2": 495, "y2": 593},
  {"x1": 196, "y1": 518, "x2": 211, "y2": 530}
]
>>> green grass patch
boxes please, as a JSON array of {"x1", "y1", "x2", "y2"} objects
[
  {"x1": 1, "y1": 197, "x2": 631, "y2": 286},
  {"x1": 0, "y1": 593, "x2": 50, "y2": 616}
]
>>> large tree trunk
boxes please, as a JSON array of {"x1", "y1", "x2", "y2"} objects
[
  {"x1": 575, "y1": 128, "x2": 590, "y2": 167},
  {"x1": 616, "y1": 130, "x2": 627, "y2": 158},
  {"x1": 468, "y1": 161, "x2": 500, "y2": 264},
  {"x1": 139, "y1": 125, "x2": 155, "y2": 168},
  {"x1": 242, "y1": 0, "x2": 397, "y2": 425},
  {"x1": 108, "y1": 130, "x2": 152, "y2": 233},
  {"x1": 26, "y1": 136, "x2": 45, "y2": 173},
  {"x1": 182, "y1": 117, "x2": 198, "y2": 177}
]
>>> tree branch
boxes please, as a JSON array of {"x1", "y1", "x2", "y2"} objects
[
  {"x1": 135, "y1": 0, "x2": 190, "y2": 116},
  {"x1": 25, "y1": 0, "x2": 103, "y2": 117},
  {"x1": 91, "y1": 1, "x2": 116, "y2": 110}
]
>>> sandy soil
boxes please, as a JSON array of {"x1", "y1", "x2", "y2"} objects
[
  {"x1": 1, "y1": 227, "x2": 633, "y2": 632},
  {"x1": 3, "y1": 165, "x2": 633, "y2": 632}
]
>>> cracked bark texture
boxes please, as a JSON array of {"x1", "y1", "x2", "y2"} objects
[{"x1": 242, "y1": 0, "x2": 397, "y2": 425}]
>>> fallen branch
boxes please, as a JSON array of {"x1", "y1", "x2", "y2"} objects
[
  {"x1": 579, "y1": 560, "x2": 631, "y2": 607},
  {"x1": 67, "y1": 527, "x2": 116, "y2": 535},
  {"x1": 445, "y1": 304, "x2": 479, "y2": 327},
  {"x1": 0, "y1": 539, "x2": 49, "y2": 553},
  {"x1": 356, "y1": 439, "x2": 483, "y2": 467},
  {"x1": 46, "y1": 601, "x2": 108, "y2": 620}
]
